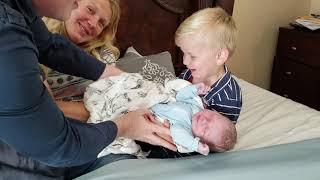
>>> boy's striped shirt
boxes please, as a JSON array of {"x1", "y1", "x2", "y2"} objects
[{"x1": 179, "y1": 66, "x2": 242, "y2": 122}]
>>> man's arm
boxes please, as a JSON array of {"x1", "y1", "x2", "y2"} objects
[
  {"x1": 0, "y1": 19, "x2": 118, "y2": 167},
  {"x1": 0, "y1": 17, "x2": 175, "y2": 167}
]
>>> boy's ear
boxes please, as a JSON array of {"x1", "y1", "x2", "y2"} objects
[{"x1": 215, "y1": 48, "x2": 229, "y2": 66}]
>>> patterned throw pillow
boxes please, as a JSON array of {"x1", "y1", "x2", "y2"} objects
[
  {"x1": 116, "y1": 47, "x2": 176, "y2": 84},
  {"x1": 46, "y1": 70, "x2": 93, "y2": 101}
]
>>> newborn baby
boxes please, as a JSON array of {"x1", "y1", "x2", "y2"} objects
[{"x1": 151, "y1": 83, "x2": 237, "y2": 155}]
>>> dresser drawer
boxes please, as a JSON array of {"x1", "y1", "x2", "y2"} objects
[
  {"x1": 271, "y1": 57, "x2": 320, "y2": 110},
  {"x1": 277, "y1": 28, "x2": 320, "y2": 68}
]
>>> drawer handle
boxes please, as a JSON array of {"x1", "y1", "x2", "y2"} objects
[
  {"x1": 291, "y1": 46, "x2": 297, "y2": 51},
  {"x1": 283, "y1": 94, "x2": 289, "y2": 98},
  {"x1": 285, "y1": 71, "x2": 292, "y2": 75}
]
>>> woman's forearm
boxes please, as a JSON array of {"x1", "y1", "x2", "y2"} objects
[{"x1": 56, "y1": 101, "x2": 89, "y2": 122}]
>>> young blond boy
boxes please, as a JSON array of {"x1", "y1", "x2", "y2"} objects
[{"x1": 176, "y1": 7, "x2": 242, "y2": 123}]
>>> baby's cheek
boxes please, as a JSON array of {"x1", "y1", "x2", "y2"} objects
[
  {"x1": 193, "y1": 125, "x2": 203, "y2": 137},
  {"x1": 191, "y1": 123, "x2": 199, "y2": 136}
]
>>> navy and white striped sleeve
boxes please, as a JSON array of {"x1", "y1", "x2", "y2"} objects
[{"x1": 204, "y1": 77, "x2": 242, "y2": 122}]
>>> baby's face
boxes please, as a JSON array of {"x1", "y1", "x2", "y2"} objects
[{"x1": 192, "y1": 110, "x2": 223, "y2": 145}]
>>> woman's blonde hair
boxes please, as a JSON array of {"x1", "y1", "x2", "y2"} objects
[
  {"x1": 43, "y1": 0, "x2": 121, "y2": 60},
  {"x1": 175, "y1": 7, "x2": 237, "y2": 57}
]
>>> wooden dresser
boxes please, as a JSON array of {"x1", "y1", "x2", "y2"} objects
[{"x1": 271, "y1": 27, "x2": 320, "y2": 111}]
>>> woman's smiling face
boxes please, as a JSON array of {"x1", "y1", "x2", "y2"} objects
[{"x1": 65, "y1": 0, "x2": 112, "y2": 44}]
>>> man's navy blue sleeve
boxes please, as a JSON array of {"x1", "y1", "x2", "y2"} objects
[
  {"x1": 31, "y1": 17, "x2": 105, "y2": 81},
  {"x1": 0, "y1": 3, "x2": 117, "y2": 167}
]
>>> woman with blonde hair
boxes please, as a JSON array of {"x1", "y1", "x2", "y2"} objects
[
  {"x1": 41, "y1": 0, "x2": 121, "y2": 101},
  {"x1": 44, "y1": 0, "x2": 120, "y2": 62}
]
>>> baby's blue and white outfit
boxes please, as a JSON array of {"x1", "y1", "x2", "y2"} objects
[
  {"x1": 151, "y1": 82, "x2": 204, "y2": 153},
  {"x1": 85, "y1": 74, "x2": 203, "y2": 156}
]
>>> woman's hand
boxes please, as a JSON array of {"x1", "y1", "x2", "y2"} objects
[
  {"x1": 99, "y1": 65, "x2": 124, "y2": 79},
  {"x1": 114, "y1": 109, "x2": 177, "y2": 151}
]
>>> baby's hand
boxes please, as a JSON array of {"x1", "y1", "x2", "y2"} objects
[
  {"x1": 196, "y1": 83, "x2": 211, "y2": 95},
  {"x1": 197, "y1": 142, "x2": 210, "y2": 155}
]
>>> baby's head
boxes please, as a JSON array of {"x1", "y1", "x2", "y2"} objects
[
  {"x1": 175, "y1": 8, "x2": 237, "y2": 85},
  {"x1": 192, "y1": 109, "x2": 237, "y2": 152}
]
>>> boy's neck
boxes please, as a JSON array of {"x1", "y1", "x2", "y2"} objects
[{"x1": 204, "y1": 66, "x2": 226, "y2": 87}]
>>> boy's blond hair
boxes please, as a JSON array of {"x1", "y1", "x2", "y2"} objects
[
  {"x1": 175, "y1": 7, "x2": 237, "y2": 57},
  {"x1": 43, "y1": 0, "x2": 120, "y2": 60}
]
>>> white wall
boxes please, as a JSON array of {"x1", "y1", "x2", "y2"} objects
[
  {"x1": 310, "y1": 0, "x2": 320, "y2": 14},
  {"x1": 228, "y1": 0, "x2": 310, "y2": 89}
]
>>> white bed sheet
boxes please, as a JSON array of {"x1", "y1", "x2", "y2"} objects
[{"x1": 233, "y1": 78, "x2": 320, "y2": 151}]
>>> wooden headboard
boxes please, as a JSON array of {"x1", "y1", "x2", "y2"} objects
[{"x1": 115, "y1": 0, "x2": 234, "y2": 74}]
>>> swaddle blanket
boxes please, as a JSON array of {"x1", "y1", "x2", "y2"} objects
[{"x1": 84, "y1": 73, "x2": 180, "y2": 157}]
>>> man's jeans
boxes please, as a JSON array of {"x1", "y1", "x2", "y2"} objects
[{"x1": 0, "y1": 140, "x2": 136, "y2": 179}]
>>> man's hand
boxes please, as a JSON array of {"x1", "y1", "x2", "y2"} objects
[
  {"x1": 99, "y1": 65, "x2": 124, "y2": 79},
  {"x1": 114, "y1": 109, "x2": 177, "y2": 151},
  {"x1": 148, "y1": 118, "x2": 175, "y2": 146}
]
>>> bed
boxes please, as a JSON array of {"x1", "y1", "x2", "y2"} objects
[
  {"x1": 75, "y1": 0, "x2": 320, "y2": 179},
  {"x1": 75, "y1": 78, "x2": 320, "y2": 180}
]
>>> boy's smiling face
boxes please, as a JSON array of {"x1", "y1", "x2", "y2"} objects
[{"x1": 176, "y1": 34, "x2": 224, "y2": 86}]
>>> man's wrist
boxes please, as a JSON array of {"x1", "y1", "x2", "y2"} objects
[{"x1": 114, "y1": 117, "x2": 127, "y2": 138}]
